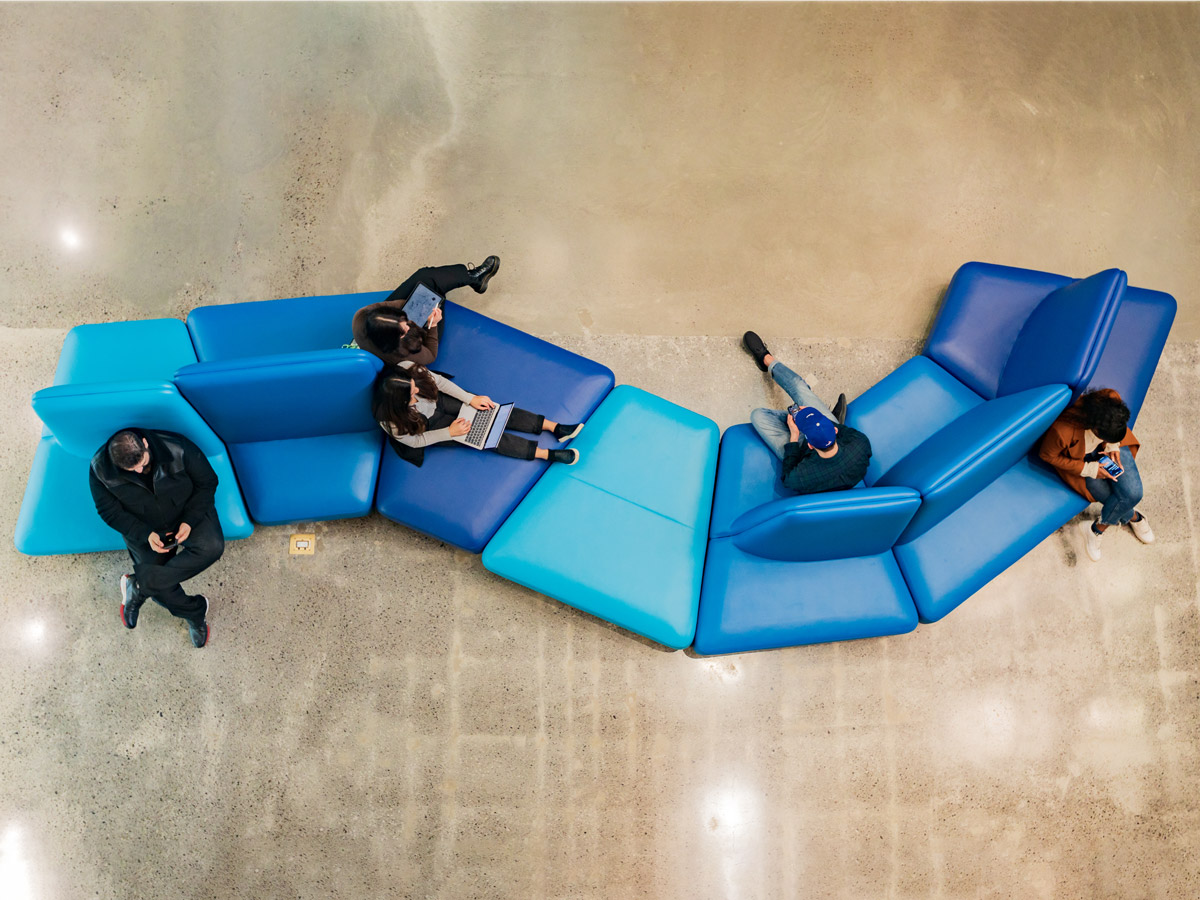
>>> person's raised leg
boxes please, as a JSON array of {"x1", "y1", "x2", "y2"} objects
[
  {"x1": 766, "y1": 359, "x2": 835, "y2": 419},
  {"x1": 750, "y1": 408, "x2": 793, "y2": 460}
]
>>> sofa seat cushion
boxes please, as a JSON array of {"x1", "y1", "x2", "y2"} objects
[
  {"x1": 230, "y1": 432, "x2": 384, "y2": 525},
  {"x1": 694, "y1": 538, "x2": 918, "y2": 655},
  {"x1": 53, "y1": 319, "x2": 198, "y2": 386},
  {"x1": 894, "y1": 455, "x2": 1087, "y2": 623},
  {"x1": 846, "y1": 355, "x2": 984, "y2": 486},
  {"x1": 374, "y1": 307, "x2": 615, "y2": 552},
  {"x1": 709, "y1": 424, "x2": 798, "y2": 538},
  {"x1": 482, "y1": 386, "x2": 719, "y2": 649}
]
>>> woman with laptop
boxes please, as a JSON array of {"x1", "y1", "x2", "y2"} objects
[
  {"x1": 352, "y1": 256, "x2": 501, "y2": 368},
  {"x1": 373, "y1": 364, "x2": 584, "y2": 467}
]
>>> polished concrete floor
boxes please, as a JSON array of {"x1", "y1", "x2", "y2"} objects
[{"x1": 2, "y1": 3, "x2": 1199, "y2": 899}]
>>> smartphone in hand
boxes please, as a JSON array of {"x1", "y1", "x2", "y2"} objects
[
  {"x1": 787, "y1": 403, "x2": 802, "y2": 416},
  {"x1": 160, "y1": 531, "x2": 178, "y2": 550},
  {"x1": 1099, "y1": 456, "x2": 1123, "y2": 479}
]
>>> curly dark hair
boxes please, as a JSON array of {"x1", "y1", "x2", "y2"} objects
[
  {"x1": 372, "y1": 365, "x2": 441, "y2": 436},
  {"x1": 1076, "y1": 389, "x2": 1130, "y2": 444},
  {"x1": 364, "y1": 310, "x2": 428, "y2": 357}
]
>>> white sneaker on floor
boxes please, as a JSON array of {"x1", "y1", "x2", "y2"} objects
[
  {"x1": 1129, "y1": 514, "x2": 1156, "y2": 544},
  {"x1": 1077, "y1": 519, "x2": 1102, "y2": 562}
]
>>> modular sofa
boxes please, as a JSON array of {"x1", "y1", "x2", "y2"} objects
[
  {"x1": 694, "y1": 263, "x2": 1175, "y2": 654},
  {"x1": 15, "y1": 261, "x2": 1175, "y2": 658}
]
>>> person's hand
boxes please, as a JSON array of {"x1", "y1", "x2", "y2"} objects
[
  {"x1": 449, "y1": 418, "x2": 472, "y2": 437},
  {"x1": 470, "y1": 395, "x2": 496, "y2": 411},
  {"x1": 786, "y1": 412, "x2": 801, "y2": 442},
  {"x1": 148, "y1": 532, "x2": 171, "y2": 554},
  {"x1": 175, "y1": 522, "x2": 192, "y2": 544},
  {"x1": 427, "y1": 307, "x2": 443, "y2": 329}
]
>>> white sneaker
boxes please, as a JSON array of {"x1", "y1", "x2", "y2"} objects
[
  {"x1": 1129, "y1": 514, "x2": 1155, "y2": 544},
  {"x1": 1077, "y1": 519, "x2": 1102, "y2": 562}
]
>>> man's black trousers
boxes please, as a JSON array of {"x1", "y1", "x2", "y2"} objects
[{"x1": 124, "y1": 515, "x2": 224, "y2": 621}]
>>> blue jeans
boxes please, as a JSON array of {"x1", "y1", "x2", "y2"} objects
[
  {"x1": 750, "y1": 360, "x2": 835, "y2": 460},
  {"x1": 1083, "y1": 446, "x2": 1143, "y2": 526}
]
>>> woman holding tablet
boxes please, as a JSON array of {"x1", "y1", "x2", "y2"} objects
[
  {"x1": 372, "y1": 363, "x2": 583, "y2": 467},
  {"x1": 352, "y1": 257, "x2": 500, "y2": 367}
]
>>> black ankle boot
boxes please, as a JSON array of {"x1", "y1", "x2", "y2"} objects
[{"x1": 467, "y1": 256, "x2": 500, "y2": 294}]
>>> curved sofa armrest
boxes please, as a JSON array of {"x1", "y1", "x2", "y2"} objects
[{"x1": 729, "y1": 486, "x2": 921, "y2": 562}]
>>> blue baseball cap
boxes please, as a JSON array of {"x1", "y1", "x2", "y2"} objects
[{"x1": 792, "y1": 407, "x2": 837, "y2": 450}]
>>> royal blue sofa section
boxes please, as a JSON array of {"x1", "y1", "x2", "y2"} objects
[
  {"x1": 850, "y1": 263, "x2": 1167, "y2": 624},
  {"x1": 694, "y1": 426, "x2": 921, "y2": 654},
  {"x1": 483, "y1": 386, "x2": 718, "y2": 649},
  {"x1": 186, "y1": 290, "x2": 375, "y2": 361},
  {"x1": 175, "y1": 350, "x2": 385, "y2": 525},
  {"x1": 15, "y1": 320, "x2": 253, "y2": 555},
  {"x1": 373, "y1": 303, "x2": 615, "y2": 552}
]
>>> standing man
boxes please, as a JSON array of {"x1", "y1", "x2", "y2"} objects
[
  {"x1": 743, "y1": 331, "x2": 872, "y2": 495},
  {"x1": 89, "y1": 429, "x2": 224, "y2": 648}
]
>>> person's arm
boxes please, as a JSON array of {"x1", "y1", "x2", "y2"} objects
[
  {"x1": 1038, "y1": 427, "x2": 1089, "y2": 477},
  {"x1": 428, "y1": 371, "x2": 474, "y2": 405},
  {"x1": 395, "y1": 426, "x2": 456, "y2": 449},
  {"x1": 179, "y1": 436, "x2": 219, "y2": 526},
  {"x1": 779, "y1": 441, "x2": 810, "y2": 484},
  {"x1": 89, "y1": 468, "x2": 152, "y2": 545}
]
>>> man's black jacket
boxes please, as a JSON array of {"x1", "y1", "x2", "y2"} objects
[{"x1": 89, "y1": 429, "x2": 218, "y2": 546}]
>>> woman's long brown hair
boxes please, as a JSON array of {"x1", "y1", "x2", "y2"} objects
[{"x1": 372, "y1": 365, "x2": 441, "y2": 436}]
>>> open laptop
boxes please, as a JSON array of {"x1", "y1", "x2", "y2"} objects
[
  {"x1": 453, "y1": 402, "x2": 515, "y2": 450},
  {"x1": 401, "y1": 284, "x2": 444, "y2": 328}
]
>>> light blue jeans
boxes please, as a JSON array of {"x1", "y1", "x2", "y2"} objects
[
  {"x1": 1083, "y1": 446, "x2": 1144, "y2": 526},
  {"x1": 750, "y1": 360, "x2": 835, "y2": 460}
]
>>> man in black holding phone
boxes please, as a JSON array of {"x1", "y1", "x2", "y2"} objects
[{"x1": 89, "y1": 429, "x2": 223, "y2": 648}]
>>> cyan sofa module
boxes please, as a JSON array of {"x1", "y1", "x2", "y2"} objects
[{"x1": 15, "y1": 320, "x2": 253, "y2": 555}]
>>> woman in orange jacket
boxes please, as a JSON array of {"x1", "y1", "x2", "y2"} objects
[{"x1": 1038, "y1": 388, "x2": 1154, "y2": 562}]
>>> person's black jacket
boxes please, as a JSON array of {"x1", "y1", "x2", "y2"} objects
[{"x1": 89, "y1": 429, "x2": 218, "y2": 546}]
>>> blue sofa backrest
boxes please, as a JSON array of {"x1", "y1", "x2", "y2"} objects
[
  {"x1": 186, "y1": 291, "x2": 386, "y2": 362},
  {"x1": 996, "y1": 268, "x2": 1125, "y2": 398},
  {"x1": 175, "y1": 350, "x2": 383, "y2": 444},
  {"x1": 728, "y1": 486, "x2": 921, "y2": 562},
  {"x1": 877, "y1": 383, "x2": 1071, "y2": 542},
  {"x1": 924, "y1": 262, "x2": 1073, "y2": 399},
  {"x1": 1083, "y1": 284, "x2": 1177, "y2": 425},
  {"x1": 33, "y1": 381, "x2": 230, "y2": 460}
]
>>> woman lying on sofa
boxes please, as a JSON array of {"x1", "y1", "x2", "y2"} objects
[
  {"x1": 1038, "y1": 387, "x2": 1154, "y2": 563},
  {"x1": 373, "y1": 364, "x2": 584, "y2": 467},
  {"x1": 352, "y1": 257, "x2": 500, "y2": 368}
]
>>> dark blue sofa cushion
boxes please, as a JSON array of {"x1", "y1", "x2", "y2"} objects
[
  {"x1": 186, "y1": 291, "x2": 382, "y2": 361},
  {"x1": 375, "y1": 304, "x2": 614, "y2": 552},
  {"x1": 175, "y1": 350, "x2": 385, "y2": 524},
  {"x1": 924, "y1": 262, "x2": 1073, "y2": 400},
  {"x1": 1083, "y1": 285, "x2": 1176, "y2": 425},
  {"x1": 997, "y1": 268, "x2": 1125, "y2": 398}
]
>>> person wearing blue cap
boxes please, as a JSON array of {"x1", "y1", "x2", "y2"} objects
[{"x1": 743, "y1": 331, "x2": 873, "y2": 495}]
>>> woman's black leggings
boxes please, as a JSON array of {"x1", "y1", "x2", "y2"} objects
[
  {"x1": 493, "y1": 408, "x2": 546, "y2": 460},
  {"x1": 391, "y1": 264, "x2": 473, "y2": 342}
]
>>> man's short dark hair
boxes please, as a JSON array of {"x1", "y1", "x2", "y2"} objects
[{"x1": 108, "y1": 430, "x2": 146, "y2": 470}]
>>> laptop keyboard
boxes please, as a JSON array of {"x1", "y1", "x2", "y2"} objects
[{"x1": 465, "y1": 406, "x2": 496, "y2": 446}]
